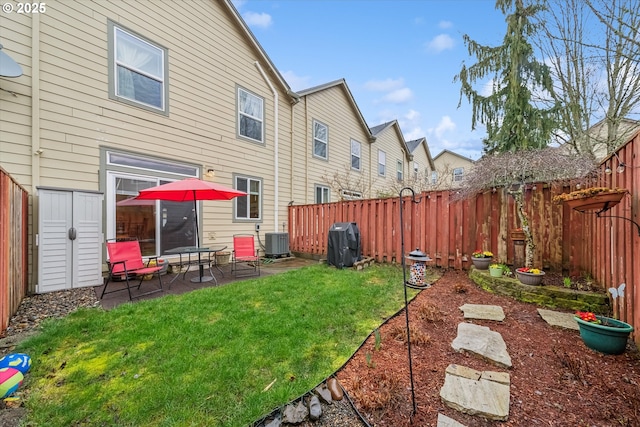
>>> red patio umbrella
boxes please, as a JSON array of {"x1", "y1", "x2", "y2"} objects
[{"x1": 133, "y1": 178, "x2": 247, "y2": 248}]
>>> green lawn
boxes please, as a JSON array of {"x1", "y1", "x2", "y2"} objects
[{"x1": 19, "y1": 264, "x2": 419, "y2": 426}]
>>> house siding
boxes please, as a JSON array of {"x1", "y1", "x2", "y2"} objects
[{"x1": 0, "y1": 0, "x2": 295, "y2": 292}]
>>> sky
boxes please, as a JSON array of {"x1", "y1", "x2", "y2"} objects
[{"x1": 231, "y1": 0, "x2": 510, "y2": 160}]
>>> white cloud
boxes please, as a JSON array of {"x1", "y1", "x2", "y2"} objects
[
  {"x1": 404, "y1": 109, "x2": 421, "y2": 122},
  {"x1": 434, "y1": 116, "x2": 456, "y2": 138},
  {"x1": 364, "y1": 78, "x2": 404, "y2": 92},
  {"x1": 243, "y1": 11, "x2": 272, "y2": 28},
  {"x1": 282, "y1": 71, "x2": 312, "y2": 92},
  {"x1": 439, "y1": 20, "x2": 453, "y2": 29},
  {"x1": 381, "y1": 88, "x2": 413, "y2": 104},
  {"x1": 404, "y1": 126, "x2": 425, "y2": 141},
  {"x1": 231, "y1": 0, "x2": 246, "y2": 10},
  {"x1": 426, "y1": 34, "x2": 455, "y2": 53}
]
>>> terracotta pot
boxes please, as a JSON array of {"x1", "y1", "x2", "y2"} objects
[
  {"x1": 575, "y1": 315, "x2": 633, "y2": 355},
  {"x1": 471, "y1": 257, "x2": 492, "y2": 270},
  {"x1": 516, "y1": 270, "x2": 545, "y2": 285},
  {"x1": 565, "y1": 192, "x2": 626, "y2": 213}
]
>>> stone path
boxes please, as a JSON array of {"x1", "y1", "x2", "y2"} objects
[{"x1": 439, "y1": 305, "x2": 578, "y2": 425}]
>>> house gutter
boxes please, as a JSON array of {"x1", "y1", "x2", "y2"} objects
[{"x1": 254, "y1": 62, "x2": 279, "y2": 232}]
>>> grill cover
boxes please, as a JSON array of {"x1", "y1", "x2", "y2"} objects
[{"x1": 327, "y1": 222, "x2": 361, "y2": 268}]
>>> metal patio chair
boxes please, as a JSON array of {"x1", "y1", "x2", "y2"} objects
[
  {"x1": 231, "y1": 234, "x2": 261, "y2": 277},
  {"x1": 102, "y1": 239, "x2": 163, "y2": 300}
]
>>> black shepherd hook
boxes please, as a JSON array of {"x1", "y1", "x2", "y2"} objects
[{"x1": 399, "y1": 186, "x2": 421, "y2": 417}]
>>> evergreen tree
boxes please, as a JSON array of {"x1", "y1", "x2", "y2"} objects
[{"x1": 455, "y1": 0, "x2": 559, "y2": 153}]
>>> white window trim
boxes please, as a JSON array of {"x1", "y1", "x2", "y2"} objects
[
  {"x1": 314, "y1": 184, "x2": 330, "y2": 204},
  {"x1": 234, "y1": 174, "x2": 262, "y2": 221},
  {"x1": 397, "y1": 160, "x2": 403, "y2": 181},
  {"x1": 313, "y1": 120, "x2": 329, "y2": 160},
  {"x1": 108, "y1": 20, "x2": 168, "y2": 115},
  {"x1": 378, "y1": 149, "x2": 386, "y2": 176},
  {"x1": 453, "y1": 167, "x2": 464, "y2": 182},
  {"x1": 237, "y1": 87, "x2": 265, "y2": 144},
  {"x1": 351, "y1": 139, "x2": 361, "y2": 171}
]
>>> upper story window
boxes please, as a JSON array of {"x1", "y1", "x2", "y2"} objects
[
  {"x1": 397, "y1": 160, "x2": 403, "y2": 181},
  {"x1": 313, "y1": 120, "x2": 328, "y2": 159},
  {"x1": 431, "y1": 171, "x2": 438, "y2": 185},
  {"x1": 235, "y1": 175, "x2": 262, "y2": 220},
  {"x1": 238, "y1": 87, "x2": 264, "y2": 143},
  {"x1": 108, "y1": 21, "x2": 168, "y2": 114},
  {"x1": 453, "y1": 167, "x2": 464, "y2": 182},
  {"x1": 315, "y1": 185, "x2": 330, "y2": 204},
  {"x1": 351, "y1": 139, "x2": 361, "y2": 171},
  {"x1": 413, "y1": 162, "x2": 419, "y2": 179},
  {"x1": 378, "y1": 150, "x2": 386, "y2": 176}
]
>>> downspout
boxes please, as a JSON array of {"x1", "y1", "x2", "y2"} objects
[
  {"x1": 32, "y1": 13, "x2": 41, "y2": 188},
  {"x1": 254, "y1": 62, "x2": 278, "y2": 232}
]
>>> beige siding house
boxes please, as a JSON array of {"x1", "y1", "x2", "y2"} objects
[
  {"x1": 1, "y1": 0, "x2": 439, "y2": 293},
  {"x1": 369, "y1": 120, "x2": 413, "y2": 197},
  {"x1": 292, "y1": 79, "x2": 375, "y2": 203},
  {"x1": 0, "y1": 0, "x2": 297, "y2": 292},
  {"x1": 432, "y1": 149, "x2": 475, "y2": 189},
  {"x1": 406, "y1": 137, "x2": 435, "y2": 192}
]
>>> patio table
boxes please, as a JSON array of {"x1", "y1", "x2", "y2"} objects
[{"x1": 165, "y1": 245, "x2": 227, "y2": 284}]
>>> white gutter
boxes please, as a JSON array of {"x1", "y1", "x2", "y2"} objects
[{"x1": 255, "y1": 62, "x2": 279, "y2": 232}]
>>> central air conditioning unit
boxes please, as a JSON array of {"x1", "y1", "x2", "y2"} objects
[{"x1": 265, "y1": 232, "x2": 290, "y2": 258}]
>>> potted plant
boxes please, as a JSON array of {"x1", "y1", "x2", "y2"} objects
[
  {"x1": 489, "y1": 263, "x2": 504, "y2": 278},
  {"x1": 574, "y1": 311, "x2": 634, "y2": 355},
  {"x1": 515, "y1": 267, "x2": 545, "y2": 285},
  {"x1": 471, "y1": 250, "x2": 493, "y2": 270}
]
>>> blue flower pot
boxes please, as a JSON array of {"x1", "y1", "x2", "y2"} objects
[{"x1": 575, "y1": 315, "x2": 634, "y2": 355}]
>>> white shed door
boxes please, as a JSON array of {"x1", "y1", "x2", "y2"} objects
[{"x1": 38, "y1": 189, "x2": 103, "y2": 293}]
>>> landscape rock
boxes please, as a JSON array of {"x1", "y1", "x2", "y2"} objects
[
  {"x1": 308, "y1": 395, "x2": 322, "y2": 421},
  {"x1": 459, "y1": 304, "x2": 505, "y2": 321},
  {"x1": 314, "y1": 384, "x2": 333, "y2": 404},
  {"x1": 326, "y1": 377, "x2": 344, "y2": 401},
  {"x1": 282, "y1": 401, "x2": 308, "y2": 424},
  {"x1": 452, "y1": 323, "x2": 512, "y2": 368}
]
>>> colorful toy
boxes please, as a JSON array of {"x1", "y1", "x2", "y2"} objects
[
  {"x1": 0, "y1": 353, "x2": 32, "y2": 374},
  {"x1": 0, "y1": 368, "x2": 23, "y2": 398}
]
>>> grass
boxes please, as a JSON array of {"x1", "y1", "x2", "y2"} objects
[{"x1": 18, "y1": 264, "x2": 421, "y2": 427}]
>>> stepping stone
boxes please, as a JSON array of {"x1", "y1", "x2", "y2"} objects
[
  {"x1": 437, "y1": 413, "x2": 467, "y2": 426},
  {"x1": 537, "y1": 308, "x2": 579, "y2": 330},
  {"x1": 452, "y1": 323, "x2": 512, "y2": 368},
  {"x1": 459, "y1": 304, "x2": 505, "y2": 321},
  {"x1": 440, "y1": 364, "x2": 510, "y2": 421}
]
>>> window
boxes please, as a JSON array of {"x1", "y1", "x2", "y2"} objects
[
  {"x1": 397, "y1": 160, "x2": 403, "y2": 181},
  {"x1": 313, "y1": 120, "x2": 328, "y2": 159},
  {"x1": 413, "y1": 162, "x2": 419, "y2": 179},
  {"x1": 108, "y1": 21, "x2": 168, "y2": 113},
  {"x1": 340, "y1": 189, "x2": 362, "y2": 200},
  {"x1": 351, "y1": 139, "x2": 361, "y2": 170},
  {"x1": 378, "y1": 150, "x2": 386, "y2": 176},
  {"x1": 453, "y1": 167, "x2": 464, "y2": 182},
  {"x1": 431, "y1": 171, "x2": 438, "y2": 185},
  {"x1": 235, "y1": 175, "x2": 262, "y2": 220},
  {"x1": 104, "y1": 150, "x2": 199, "y2": 257},
  {"x1": 315, "y1": 185, "x2": 330, "y2": 203},
  {"x1": 238, "y1": 87, "x2": 264, "y2": 143}
]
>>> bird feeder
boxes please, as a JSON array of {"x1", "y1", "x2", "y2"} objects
[{"x1": 406, "y1": 248, "x2": 431, "y2": 288}]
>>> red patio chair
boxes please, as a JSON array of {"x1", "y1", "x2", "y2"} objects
[
  {"x1": 102, "y1": 239, "x2": 163, "y2": 300},
  {"x1": 231, "y1": 234, "x2": 260, "y2": 277}
]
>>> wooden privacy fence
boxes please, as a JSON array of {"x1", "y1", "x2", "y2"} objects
[
  {"x1": 0, "y1": 167, "x2": 29, "y2": 333},
  {"x1": 288, "y1": 133, "x2": 639, "y2": 340}
]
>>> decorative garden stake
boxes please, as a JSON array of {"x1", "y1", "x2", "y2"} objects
[
  {"x1": 609, "y1": 283, "x2": 626, "y2": 320},
  {"x1": 399, "y1": 187, "x2": 422, "y2": 417}
]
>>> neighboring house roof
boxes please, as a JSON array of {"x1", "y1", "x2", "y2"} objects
[
  {"x1": 433, "y1": 149, "x2": 475, "y2": 164},
  {"x1": 580, "y1": 117, "x2": 640, "y2": 160},
  {"x1": 406, "y1": 137, "x2": 435, "y2": 170},
  {"x1": 297, "y1": 79, "x2": 375, "y2": 142},
  {"x1": 221, "y1": 0, "x2": 299, "y2": 103},
  {"x1": 370, "y1": 119, "x2": 412, "y2": 161}
]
